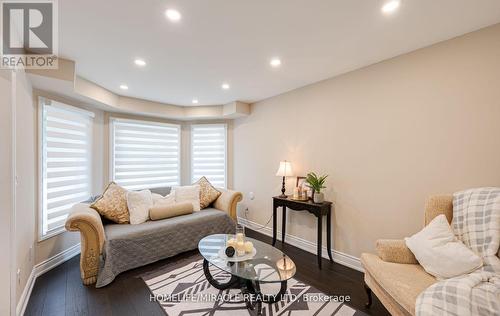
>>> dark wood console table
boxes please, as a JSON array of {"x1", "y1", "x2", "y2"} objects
[{"x1": 272, "y1": 196, "x2": 334, "y2": 268}]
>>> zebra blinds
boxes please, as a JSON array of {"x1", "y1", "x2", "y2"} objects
[
  {"x1": 40, "y1": 99, "x2": 94, "y2": 237},
  {"x1": 110, "y1": 118, "x2": 181, "y2": 190},
  {"x1": 191, "y1": 124, "x2": 227, "y2": 188}
]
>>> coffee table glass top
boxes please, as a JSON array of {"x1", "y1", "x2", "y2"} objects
[{"x1": 198, "y1": 234, "x2": 296, "y2": 283}]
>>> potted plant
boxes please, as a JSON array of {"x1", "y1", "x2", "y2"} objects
[{"x1": 306, "y1": 172, "x2": 328, "y2": 203}]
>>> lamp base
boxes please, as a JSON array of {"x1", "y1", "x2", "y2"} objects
[{"x1": 280, "y1": 176, "x2": 287, "y2": 198}]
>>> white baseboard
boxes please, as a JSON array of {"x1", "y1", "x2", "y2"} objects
[
  {"x1": 16, "y1": 269, "x2": 35, "y2": 316},
  {"x1": 16, "y1": 243, "x2": 81, "y2": 316},
  {"x1": 238, "y1": 217, "x2": 363, "y2": 273}
]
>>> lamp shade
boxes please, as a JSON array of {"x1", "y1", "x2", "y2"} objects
[{"x1": 276, "y1": 161, "x2": 294, "y2": 177}]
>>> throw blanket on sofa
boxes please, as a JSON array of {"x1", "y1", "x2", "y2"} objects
[{"x1": 416, "y1": 188, "x2": 500, "y2": 316}]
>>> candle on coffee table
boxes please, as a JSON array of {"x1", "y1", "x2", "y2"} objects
[
  {"x1": 236, "y1": 233, "x2": 245, "y2": 243},
  {"x1": 244, "y1": 241, "x2": 253, "y2": 253},
  {"x1": 236, "y1": 241, "x2": 245, "y2": 256},
  {"x1": 227, "y1": 238, "x2": 236, "y2": 248}
]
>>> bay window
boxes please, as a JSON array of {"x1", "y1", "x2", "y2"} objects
[
  {"x1": 191, "y1": 124, "x2": 227, "y2": 188},
  {"x1": 39, "y1": 98, "x2": 94, "y2": 238},
  {"x1": 110, "y1": 118, "x2": 181, "y2": 190}
]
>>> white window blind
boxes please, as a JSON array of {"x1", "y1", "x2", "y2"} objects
[
  {"x1": 111, "y1": 118, "x2": 181, "y2": 190},
  {"x1": 40, "y1": 99, "x2": 94, "y2": 238},
  {"x1": 191, "y1": 124, "x2": 227, "y2": 188}
]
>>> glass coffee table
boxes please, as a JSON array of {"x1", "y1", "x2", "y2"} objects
[{"x1": 198, "y1": 234, "x2": 296, "y2": 315}]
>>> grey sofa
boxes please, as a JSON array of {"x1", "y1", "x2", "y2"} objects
[{"x1": 65, "y1": 187, "x2": 242, "y2": 287}]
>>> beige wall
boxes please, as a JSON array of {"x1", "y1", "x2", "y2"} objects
[
  {"x1": 14, "y1": 70, "x2": 36, "y2": 304},
  {"x1": 233, "y1": 24, "x2": 500, "y2": 259},
  {"x1": 0, "y1": 70, "x2": 14, "y2": 315}
]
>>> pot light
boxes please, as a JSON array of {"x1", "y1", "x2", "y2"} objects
[
  {"x1": 119, "y1": 84, "x2": 128, "y2": 90},
  {"x1": 221, "y1": 83, "x2": 230, "y2": 90},
  {"x1": 382, "y1": 0, "x2": 400, "y2": 14},
  {"x1": 270, "y1": 58, "x2": 282, "y2": 67},
  {"x1": 165, "y1": 9, "x2": 181, "y2": 22},
  {"x1": 134, "y1": 59, "x2": 146, "y2": 67},
  {"x1": 192, "y1": 99, "x2": 199, "y2": 104}
]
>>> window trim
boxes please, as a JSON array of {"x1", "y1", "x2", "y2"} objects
[
  {"x1": 38, "y1": 97, "x2": 44, "y2": 241},
  {"x1": 109, "y1": 117, "x2": 182, "y2": 189},
  {"x1": 190, "y1": 123, "x2": 228, "y2": 189},
  {"x1": 38, "y1": 97, "x2": 95, "y2": 241}
]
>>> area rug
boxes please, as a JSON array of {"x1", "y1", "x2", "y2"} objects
[{"x1": 143, "y1": 256, "x2": 367, "y2": 316}]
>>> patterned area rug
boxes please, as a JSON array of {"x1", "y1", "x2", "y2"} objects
[{"x1": 143, "y1": 257, "x2": 367, "y2": 316}]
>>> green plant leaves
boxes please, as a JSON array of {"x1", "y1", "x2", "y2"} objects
[{"x1": 305, "y1": 172, "x2": 328, "y2": 193}]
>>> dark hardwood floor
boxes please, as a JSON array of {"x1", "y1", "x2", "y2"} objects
[{"x1": 25, "y1": 229, "x2": 389, "y2": 316}]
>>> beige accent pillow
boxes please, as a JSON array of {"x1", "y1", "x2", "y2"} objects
[
  {"x1": 127, "y1": 190, "x2": 153, "y2": 225},
  {"x1": 149, "y1": 202, "x2": 193, "y2": 220},
  {"x1": 174, "y1": 185, "x2": 201, "y2": 211},
  {"x1": 91, "y1": 182, "x2": 130, "y2": 224},
  {"x1": 195, "y1": 177, "x2": 221, "y2": 209},
  {"x1": 152, "y1": 192, "x2": 175, "y2": 206}
]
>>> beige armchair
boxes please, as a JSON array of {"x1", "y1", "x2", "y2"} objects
[
  {"x1": 361, "y1": 195, "x2": 453, "y2": 316},
  {"x1": 65, "y1": 188, "x2": 243, "y2": 285}
]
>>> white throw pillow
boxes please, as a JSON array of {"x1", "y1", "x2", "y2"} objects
[
  {"x1": 405, "y1": 214, "x2": 483, "y2": 279},
  {"x1": 174, "y1": 185, "x2": 201, "y2": 211},
  {"x1": 152, "y1": 192, "x2": 175, "y2": 206},
  {"x1": 127, "y1": 190, "x2": 153, "y2": 225}
]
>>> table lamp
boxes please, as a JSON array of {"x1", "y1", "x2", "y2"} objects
[{"x1": 276, "y1": 160, "x2": 294, "y2": 198}]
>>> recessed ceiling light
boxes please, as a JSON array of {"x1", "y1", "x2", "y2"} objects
[
  {"x1": 192, "y1": 99, "x2": 199, "y2": 104},
  {"x1": 134, "y1": 58, "x2": 146, "y2": 67},
  {"x1": 119, "y1": 84, "x2": 128, "y2": 90},
  {"x1": 270, "y1": 58, "x2": 281, "y2": 67},
  {"x1": 165, "y1": 9, "x2": 181, "y2": 22},
  {"x1": 381, "y1": 0, "x2": 400, "y2": 14},
  {"x1": 221, "y1": 83, "x2": 230, "y2": 90}
]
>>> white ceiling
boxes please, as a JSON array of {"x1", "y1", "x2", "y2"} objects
[{"x1": 59, "y1": 0, "x2": 500, "y2": 106}]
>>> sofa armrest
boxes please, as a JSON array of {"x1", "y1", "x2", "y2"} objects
[
  {"x1": 376, "y1": 239, "x2": 418, "y2": 264},
  {"x1": 213, "y1": 189, "x2": 243, "y2": 221},
  {"x1": 424, "y1": 195, "x2": 453, "y2": 226},
  {"x1": 65, "y1": 203, "x2": 105, "y2": 285}
]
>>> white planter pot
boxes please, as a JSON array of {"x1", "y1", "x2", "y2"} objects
[{"x1": 313, "y1": 192, "x2": 324, "y2": 203}]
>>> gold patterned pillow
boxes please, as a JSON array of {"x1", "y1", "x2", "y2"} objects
[
  {"x1": 91, "y1": 182, "x2": 130, "y2": 224},
  {"x1": 195, "y1": 177, "x2": 221, "y2": 209}
]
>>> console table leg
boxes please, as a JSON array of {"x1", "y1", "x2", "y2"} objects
[
  {"x1": 327, "y1": 211, "x2": 333, "y2": 262},
  {"x1": 272, "y1": 206, "x2": 277, "y2": 246},
  {"x1": 317, "y1": 215, "x2": 322, "y2": 269},
  {"x1": 281, "y1": 206, "x2": 286, "y2": 245}
]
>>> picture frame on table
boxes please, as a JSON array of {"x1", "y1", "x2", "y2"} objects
[
  {"x1": 296, "y1": 176, "x2": 313, "y2": 200},
  {"x1": 296, "y1": 176, "x2": 307, "y2": 189}
]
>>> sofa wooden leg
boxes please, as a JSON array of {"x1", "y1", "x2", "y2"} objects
[{"x1": 364, "y1": 282, "x2": 372, "y2": 308}]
